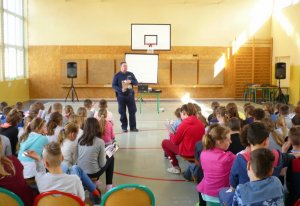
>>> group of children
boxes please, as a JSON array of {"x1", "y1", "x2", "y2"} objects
[
  {"x1": 0, "y1": 99, "x2": 115, "y2": 206},
  {"x1": 165, "y1": 101, "x2": 300, "y2": 206}
]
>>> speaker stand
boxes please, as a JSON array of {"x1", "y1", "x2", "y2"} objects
[
  {"x1": 276, "y1": 79, "x2": 287, "y2": 104},
  {"x1": 65, "y1": 78, "x2": 79, "y2": 102}
]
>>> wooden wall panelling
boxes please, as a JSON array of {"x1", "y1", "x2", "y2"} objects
[
  {"x1": 234, "y1": 47, "x2": 253, "y2": 98},
  {"x1": 172, "y1": 60, "x2": 198, "y2": 85},
  {"x1": 28, "y1": 45, "x2": 249, "y2": 99},
  {"x1": 61, "y1": 59, "x2": 87, "y2": 84},
  {"x1": 254, "y1": 47, "x2": 271, "y2": 84},
  {"x1": 234, "y1": 39, "x2": 272, "y2": 98},
  {"x1": 115, "y1": 59, "x2": 124, "y2": 73},
  {"x1": 88, "y1": 59, "x2": 115, "y2": 85},
  {"x1": 158, "y1": 60, "x2": 171, "y2": 84},
  {"x1": 198, "y1": 59, "x2": 224, "y2": 85}
]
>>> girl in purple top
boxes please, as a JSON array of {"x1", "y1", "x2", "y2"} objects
[{"x1": 197, "y1": 125, "x2": 236, "y2": 204}]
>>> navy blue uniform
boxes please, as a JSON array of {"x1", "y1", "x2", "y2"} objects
[{"x1": 112, "y1": 71, "x2": 138, "y2": 130}]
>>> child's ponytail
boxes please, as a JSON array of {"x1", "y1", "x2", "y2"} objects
[
  {"x1": 58, "y1": 129, "x2": 66, "y2": 145},
  {"x1": 203, "y1": 124, "x2": 230, "y2": 150},
  {"x1": 58, "y1": 123, "x2": 79, "y2": 145},
  {"x1": 98, "y1": 109, "x2": 107, "y2": 137},
  {"x1": 203, "y1": 133, "x2": 215, "y2": 149}
]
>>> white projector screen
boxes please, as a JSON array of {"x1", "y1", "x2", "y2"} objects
[{"x1": 125, "y1": 53, "x2": 158, "y2": 84}]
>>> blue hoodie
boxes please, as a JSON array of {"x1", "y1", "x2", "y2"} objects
[{"x1": 18, "y1": 132, "x2": 48, "y2": 162}]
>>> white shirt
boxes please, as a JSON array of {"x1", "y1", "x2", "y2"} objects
[
  {"x1": 75, "y1": 129, "x2": 84, "y2": 142},
  {"x1": 35, "y1": 160, "x2": 85, "y2": 201},
  {"x1": 61, "y1": 139, "x2": 77, "y2": 167},
  {"x1": 47, "y1": 126, "x2": 63, "y2": 142}
]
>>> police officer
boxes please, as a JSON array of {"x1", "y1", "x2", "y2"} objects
[{"x1": 112, "y1": 61, "x2": 138, "y2": 132}]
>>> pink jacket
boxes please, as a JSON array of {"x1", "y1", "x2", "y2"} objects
[
  {"x1": 102, "y1": 121, "x2": 115, "y2": 145},
  {"x1": 197, "y1": 147, "x2": 236, "y2": 197}
]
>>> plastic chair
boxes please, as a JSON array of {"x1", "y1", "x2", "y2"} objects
[
  {"x1": 294, "y1": 199, "x2": 300, "y2": 206},
  {"x1": 0, "y1": 187, "x2": 24, "y2": 206},
  {"x1": 33, "y1": 190, "x2": 85, "y2": 206},
  {"x1": 207, "y1": 202, "x2": 221, "y2": 206},
  {"x1": 100, "y1": 184, "x2": 155, "y2": 206},
  {"x1": 182, "y1": 156, "x2": 195, "y2": 163}
]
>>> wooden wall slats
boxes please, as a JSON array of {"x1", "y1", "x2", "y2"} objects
[
  {"x1": 158, "y1": 60, "x2": 171, "y2": 85},
  {"x1": 87, "y1": 59, "x2": 115, "y2": 85},
  {"x1": 234, "y1": 39, "x2": 272, "y2": 98},
  {"x1": 172, "y1": 60, "x2": 198, "y2": 85},
  {"x1": 28, "y1": 43, "x2": 271, "y2": 99}
]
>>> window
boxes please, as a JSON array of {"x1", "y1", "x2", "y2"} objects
[{"x1": 2, "y1": 0, "x2": 25, "y2": 80}]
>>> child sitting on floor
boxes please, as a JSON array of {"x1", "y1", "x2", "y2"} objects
[
  {"x1": 84, "y1": 99, "x2": 95, "y2": 118},
  {"x1": 95, "y1": 99, "x2": 114, "y2": 124},
  {"x1": 46, "y1": 112, "x2": 63, "y2": 142},
  {"x1": 207, "y1": 101, "x2": 220, "y2": 125},
  {"x1": 64, "y1": 105, "x2": 74, "y2": 120},
  {"x1": 227, "y1": 117, "x2": 244, "y2": 155}
]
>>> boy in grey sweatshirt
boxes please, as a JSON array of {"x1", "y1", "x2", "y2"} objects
[{"x1": 25, "y1": 142, "x2": 85, "y2": 201}]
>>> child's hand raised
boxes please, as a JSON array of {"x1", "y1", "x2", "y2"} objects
[{"x1": 24, "y1": 150, "x2": 41, "y2": 161}]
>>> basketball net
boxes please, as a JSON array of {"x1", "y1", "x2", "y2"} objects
[{"x1": 146, "y1": 44, "x2": 154, "y2": 54}]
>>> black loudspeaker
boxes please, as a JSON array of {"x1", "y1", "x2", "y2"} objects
[
  {"x1": 67, "y1": 62, "x2": 77, "y2": 78},
  {"x1": 275, "y1": 62, "x2": 286, "y2": 79}
]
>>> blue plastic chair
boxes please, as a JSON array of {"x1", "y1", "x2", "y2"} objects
[
  {"x1": 0, "y1": 187, "x2": 24, "y2": 206},
  {"x1": 100, "y1": 184, "x2": 155, "y2": 206}
]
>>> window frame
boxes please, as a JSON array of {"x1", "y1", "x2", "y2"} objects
[{"x1": 1, "y1": 0, "x2": 26, "y2": 80}]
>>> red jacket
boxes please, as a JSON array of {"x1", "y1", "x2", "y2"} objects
[{"x1": 170, "y1": 115, "x2": 205, "y2": 157}]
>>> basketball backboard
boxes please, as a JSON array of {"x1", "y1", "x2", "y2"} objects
[{"x1": 131, "y1": 24, "x2": 171, "y2": 51}]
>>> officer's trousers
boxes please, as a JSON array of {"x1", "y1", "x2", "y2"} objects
[{"x1": 117, "y1": 93, "x2": 137, "y2": 130}]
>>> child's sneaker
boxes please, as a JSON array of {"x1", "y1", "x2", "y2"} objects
[
  {"x1": 89, "y1": 188, "x2": 101, "y2": 205},
  {"x1": 105, "y1": 184, "x2": 114, "y2": 193},
  {"x1": 167, "y1": 166, "x2": 181, "y2": 174}
]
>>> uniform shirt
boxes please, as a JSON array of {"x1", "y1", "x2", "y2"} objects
[{"x1": 112, "y1": 71, "x2": 138, "y2": 96}]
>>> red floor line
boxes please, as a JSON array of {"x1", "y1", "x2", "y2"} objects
[
  {"x1": 113, "y1": 171, "x2": 186, "y2": 182},
  {"x1": 119, "y1": 147, "x2": 161, "y2": 149}
]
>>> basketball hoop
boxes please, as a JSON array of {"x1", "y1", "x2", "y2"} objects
[{"x1": 146, "y1": 44, "x2": 155, "y2": 54}]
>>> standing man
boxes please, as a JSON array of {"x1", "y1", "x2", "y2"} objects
[{"x1": 112, "y1": 61, "x2": 139, "y2": 132}]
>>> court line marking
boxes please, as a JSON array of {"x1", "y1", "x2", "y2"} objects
[
  {"x1": 119, "y1": 147, "x2": 161, "y2": 149},
  {"x1": 113, "y1": 171, "x2": 186, "y2": 182}
]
